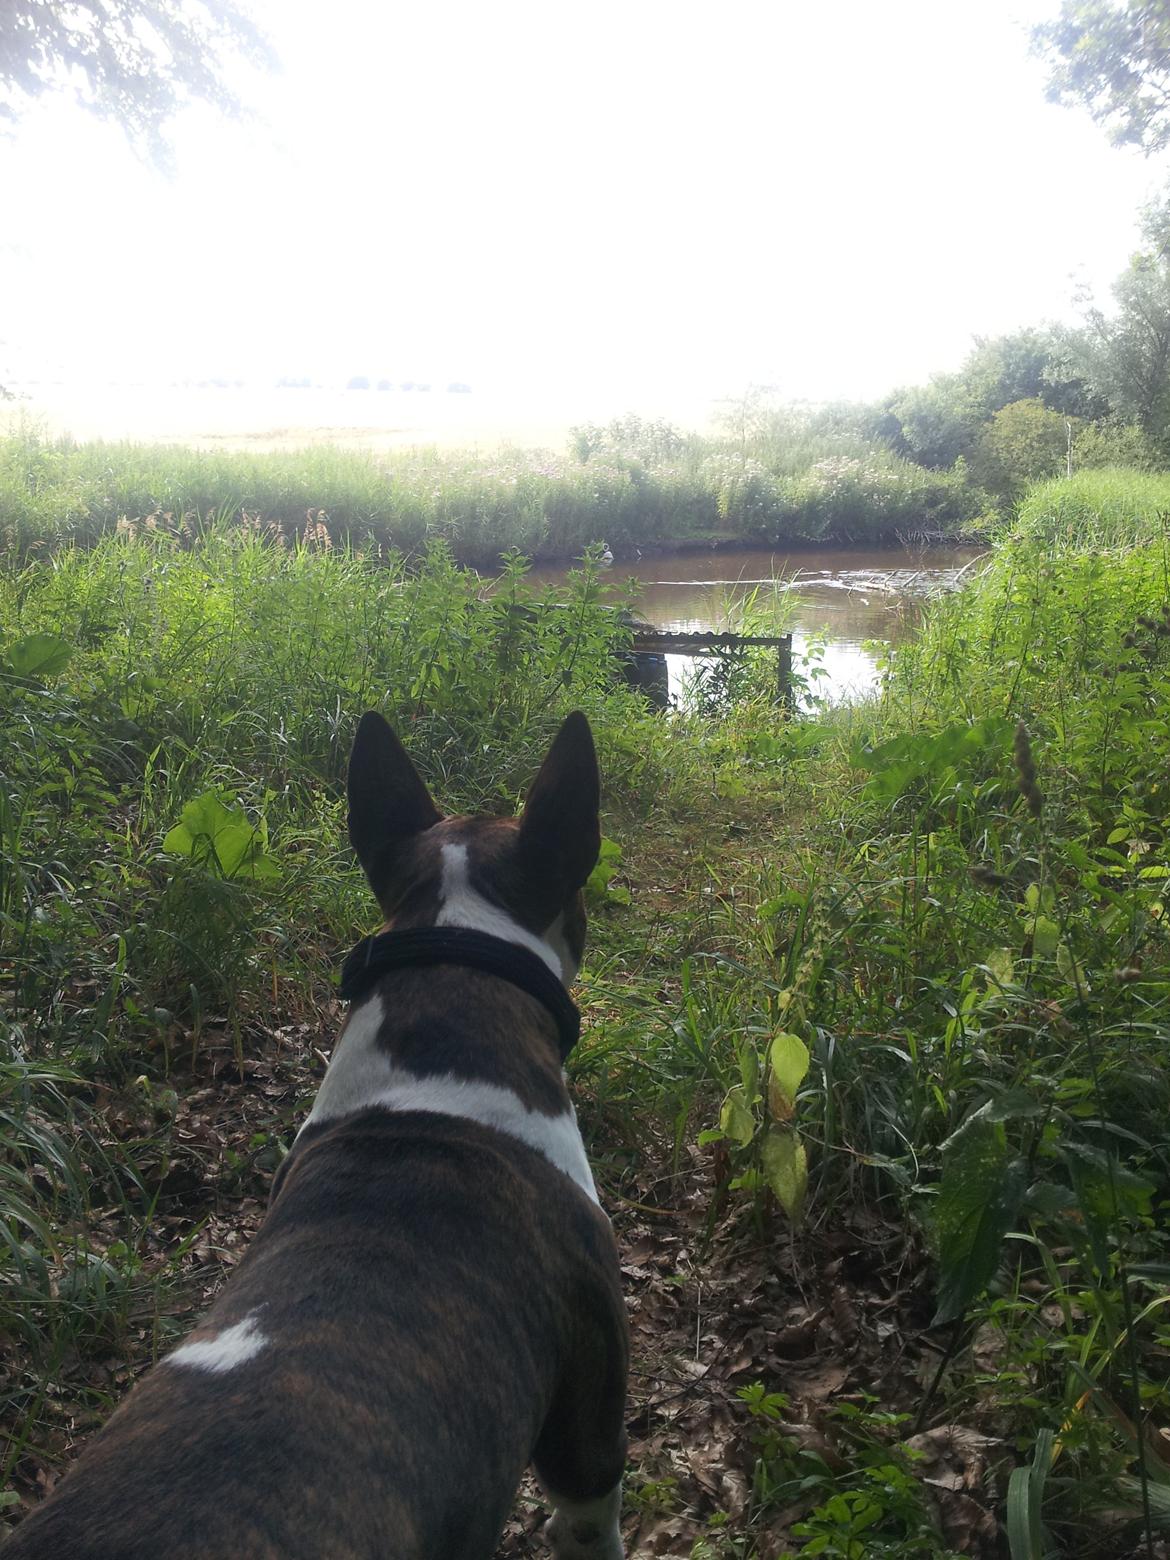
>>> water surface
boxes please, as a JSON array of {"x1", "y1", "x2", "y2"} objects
[{"x1": 529, "y1": 543, "x2": 983, "y2": 703}]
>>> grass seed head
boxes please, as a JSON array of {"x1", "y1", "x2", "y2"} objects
[{"x1": 1013, "y1": 721, "x2": 1043, "y2": 817}]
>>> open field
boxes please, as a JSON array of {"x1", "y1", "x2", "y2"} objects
[{"x1": 1, "y1": 383, "x2": 727, "y2": 454}]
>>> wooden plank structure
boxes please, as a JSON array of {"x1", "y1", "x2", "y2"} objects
[
  {"x1": 627, "y1": 627, "x2": 794, "y2": 708},
  {"x1": 498, "y1": 601, "x2": 794, "y2": 709}
]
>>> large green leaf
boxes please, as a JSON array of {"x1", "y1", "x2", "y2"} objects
[
  {"x1": 768, "y1": 1031, "x2": 809, "y2": 1121},
  {"x1": 933, "y1": 1112, "x2": 1027, "y2": 1325},
  {"x1": 761, "y1": 1126, "x2": 807, "y2": 1222},
  {"x1": 719, "y1": 1086, "x2": 755, "y2": 1148},
  {"x1": 5, "y1": 633, "x2": 73, "y2": 680},
  {"x1": 162, "y1": 792, "x2": 279, "y2": 881},
  {"x1": 852, "y1": 716, "x2": 1013, "y2": 802}
]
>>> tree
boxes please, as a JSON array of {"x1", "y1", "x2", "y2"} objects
[
  {"x1": 0, "y1": 1, "x2": 273, "y2": 166},
  {"x1": 882, "y1": 330, "x2": 1100, "y2": 471},
  {"x1": 1060, "y1": 199, "x2": 1170, "y2": 454},
  {"x1": 970, "y1": 399, "x2": 1076, "y2": 501},
  {"x1": 1033, "y1": 1, "x2": 1170, "y2": 154},
  {"x1": 960, "y1": 328, "x2": 1105, "y2": 421},
  {"x1": 886, "y1": 374, "x2": 978, "y2": 469}
]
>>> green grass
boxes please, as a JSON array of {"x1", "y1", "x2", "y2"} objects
[
  {"x1": 1013, "y1": 466, "x2": 1170, "y2": 549},
  {"x1": 0, "y1": 420, "x2": 982, "y2": 563},
  {"x1": 6, "y1": 512, "x2": 1170, "y2": 1554}
]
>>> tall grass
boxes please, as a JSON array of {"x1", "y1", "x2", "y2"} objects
[
  {"x1": 0, "y1": 422, "x2": 982, "y2": 563},
  {"x1": 1013, "y1": 466, "x2": 1170, "y2": 549}
]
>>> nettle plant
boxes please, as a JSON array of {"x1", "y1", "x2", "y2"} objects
[{"x1": 866, "y1": 557, "x2": 1170, "y2": 1539}]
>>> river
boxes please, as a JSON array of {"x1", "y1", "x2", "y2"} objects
[{"x1": 528, "y1": 542, "x2": 983, "y2": 705}]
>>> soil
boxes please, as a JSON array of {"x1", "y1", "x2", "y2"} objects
[{"x1": 1, "y1": 1005, "x2": 995, "y2": 1558}]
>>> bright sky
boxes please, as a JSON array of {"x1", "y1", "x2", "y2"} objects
[{"x1": 0, "y1": 0, "x2": 1164, "y2": 417}]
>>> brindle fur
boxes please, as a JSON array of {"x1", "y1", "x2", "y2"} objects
[{"x1": 7, "y1": 712, "x2": 627, "y2": 1560}]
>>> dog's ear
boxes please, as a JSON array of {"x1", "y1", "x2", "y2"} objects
[
  {"x1": 347, "y1": 712, "x2": 441, "y2": 884},
  {"x1": 518, "y1": 711, "x2": 601, "y2": 893}
]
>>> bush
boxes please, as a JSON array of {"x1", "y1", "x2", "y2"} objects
[
  {"x1": 970, "y1": 398, "x2": 1074, "y2": 502},
  {"x1": 1013, "y1": 466, "x2": 1170, "y2": 548}
]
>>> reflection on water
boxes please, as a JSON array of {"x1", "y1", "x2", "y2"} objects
[{"x1": 529, "y1": 543, "x2": 983, "y2": 704}]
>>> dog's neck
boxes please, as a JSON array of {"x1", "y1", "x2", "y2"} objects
[
  {"x1": 298, "y1": 927, "x2": 599, "y2": 1204},
  {"x1": 339, "y1": 927, "x2": 581, "y2": 1059}
]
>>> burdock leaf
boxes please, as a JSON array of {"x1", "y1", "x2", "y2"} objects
[
  {"x1": 6, "y1": 634, "x2": 73, "y2": 680},
  {"x1": 162, "y1": 792, "x2": 279, "y2": 881}
]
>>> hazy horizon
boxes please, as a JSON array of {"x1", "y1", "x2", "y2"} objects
[{"x1": 3, "y1": 0, "x2": 1166, "y2": 449}]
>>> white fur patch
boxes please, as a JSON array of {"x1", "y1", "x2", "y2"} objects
[
  {"x1": 546, "y1": 1482, "x2": 624, "y2": 1560},
  {"x1": 165, "y1": 1310, "x2": 269, "y2": 1374},
  {"x1": 437, "y1": 842, "x2": 564, "y2": 978},
  {"x1": 543, "y1": 911, "x2": 581, "y2": 983},
  {"x1": 303, "y1": 996, "x2": 599, "y2": 1204}
]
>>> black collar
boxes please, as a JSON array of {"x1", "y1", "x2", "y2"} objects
[{"x1": 338, "y1": 925, "x2": 581, "y2": 1061}]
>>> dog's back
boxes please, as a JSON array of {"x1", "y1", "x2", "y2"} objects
[{"x1": 8, "y1": 713, "x2": 628, "y2": 1560}]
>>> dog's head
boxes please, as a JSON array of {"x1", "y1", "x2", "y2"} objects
[{"x1": 346, "y1": 712, "x2": 600, "y2": 982}]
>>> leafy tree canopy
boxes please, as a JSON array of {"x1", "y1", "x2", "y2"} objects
[
  {"x1": 1033, "y1": 0, "x2": 1170, "y2": 153},
  {"x1": 0, "y1": 1, "x2": 273, "y2": 166},
  {"x1": 1060, "y1": 197, "x2": 1170, "y2": 452},
  {"x1": 970, "y1": 398, "x2": 1075, "y2": 501},
  {"x1": 881, "y1": 329, "x2": 1102, "y2": 470}
]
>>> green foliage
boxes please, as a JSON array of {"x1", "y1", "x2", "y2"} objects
[
  {"x1": 0, "y1": 525, "x2": 681, "y2": 1475},
  {"x1": 1013, "y1": 466, "x2": 1170, "y2": 547},
  {"x1": 162, "y1": 793, "x2": 279, "y2": 881},
  {"x1": 883, "y1": 328, "x2": 1100, "y2": 475},
  {"x1": 932, "y1": 1105, "x2": 1028, "y2": 1325},
  {"x1": 887, "y1": 375, "x2": 979, "y2": 470},
  {"x1": 1, "y1": 633, "x2": 72, "y2": 681},
  {"x1": 1070, "y1": 415, "x2": 1156, "y2": 470},
  {"x1": 1006, "y1": 1430, "x2": 1056, "y2": 1560},
  {"x1": 853, "y1": 716, "x2": 1014, "y2": 805},
  {"x1": 702, "y1": 449, "x2": 977, "y2": 545},
  {"x1": 1034, "y1": 0, "x2": 1170, "y2": 153},
  {"x1": 1058, "y1": 199, "x2": 1170, "y2": 454},
  {"x1": 704, "y1": 1026, "x2": 811, "y2": 1222},
  {"x1": 0, "y1": 1, "x2": 274, "y2": 167},
  {"x1": 644, "y1": 519, "x2": 1170, "y2": 1545},
  {"x1": 568, "y1": 414, "x2": 695, "y2": 465},
  {"x1": 0, "y1": 423, "x2": 977, "y2": 564},
  {"x1": 971, "y1": 398, "x2": 1074, "y2": 502},
  {"x1": 585, "y1": 837, "x2": 631, "y2": 906},
  {"x1": 791, "y1": 1465, "x2": 955, "y2": 1558},
  {"x1": 728, "y1": 1389, "x2": 963, "y2": 1560},
  {"x1": 0, "y1": 531, "x2": 647, "y2": 1025}
]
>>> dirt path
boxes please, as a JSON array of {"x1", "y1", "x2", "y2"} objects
[{"x1": 5, "y1": 1010, "x2": 982, "y2": 1557}]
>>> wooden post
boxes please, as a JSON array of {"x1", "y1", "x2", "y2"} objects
[
  {"x1": 626, "y1": 627, "x2": 796, "y2": 710},
  {"x1": 777, "y1": 634, "x2": 793, "y2": 710}
]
